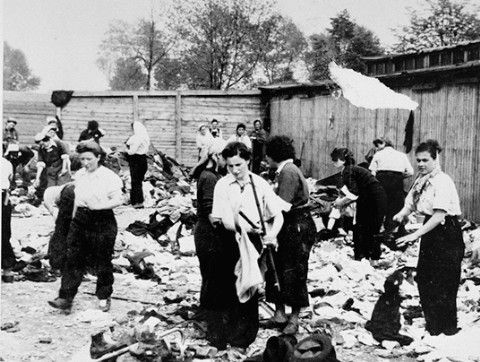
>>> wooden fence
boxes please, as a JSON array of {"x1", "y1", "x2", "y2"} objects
[
  {"x1": 60, "y1": 90, "x2": 264, "y2": 165},
  {"x1": 2, "y1": 91, "x2": 55, "y2": 141},
  {"x1": 265, "y1": 81, "x2": 480, "y2": 221}
]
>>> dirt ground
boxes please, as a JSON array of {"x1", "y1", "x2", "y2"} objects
[{"x1": 1, "y1": 206, "x2": 417, "y2": 362}]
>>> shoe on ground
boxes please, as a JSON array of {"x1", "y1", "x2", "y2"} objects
[
  {"x1": 2, "y1": 272, "x2": 14, "y2": 283},
  {"x1": 48, "y1": 297, "x2": 72, "y2": 311},
  {"x1": 98, "y1": 298, "x2": 111, "y2": 312}
]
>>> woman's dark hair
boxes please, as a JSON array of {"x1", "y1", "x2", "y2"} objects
[
  {"x1": 253, "y1": 119, "x2": 262, "y2": 127},
  {"x1": 236, "y1": 123, "x2": 246, "y2": 131},
  {"x1": 87, "y1": 120, "x2": 99, "y2": 130},
  {"x1": 373, "y1": 137, "x2": 393, "y2": 147},
  {"x1": 191, "y1": 155, "x2": 217, "y2": 180},
  {"x1": 331, "y1": 147, "x2": 356, "y2": 165},
  {"x1": 265, "y1": 135, "x2": 296, "y2": 162},
  {"x1": 211, "y1": 119, "x2": 218, "y2": 124},
  {"x1": 76, "y1": 140, "x2": 106, "y2": 163},
  {"x1": 222, "y1": 141, "x2": 251, "y2": 161},
  {"x1": 416, "y1": 139, "x2": 442, "y2": 160}
]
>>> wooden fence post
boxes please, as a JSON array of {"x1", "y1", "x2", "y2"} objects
[
  {"x1": 132, "y1": 94, "x2": 139, "y2": 123},
  {"x1": 175, "y1": 92, "x2": 182, "y2": 162}
]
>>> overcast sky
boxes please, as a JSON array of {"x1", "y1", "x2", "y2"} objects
[{"x1": 3, "y1": 0, "x2": 427, "y2": 92}]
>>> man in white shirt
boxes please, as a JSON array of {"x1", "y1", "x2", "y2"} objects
[{"x1": 369, "y1": 138, "x2": 413, "y2": 231}]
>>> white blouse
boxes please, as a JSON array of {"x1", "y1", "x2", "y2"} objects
[{"x1": 74, "y1": 166, "x2": 123, "y2": 209}]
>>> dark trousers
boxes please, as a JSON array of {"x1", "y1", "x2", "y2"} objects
[
  {"x1": 59, "y1": 208, "x2": 117, "y2": 300},
  {"x1": 35, "y1": 163, "x2": 71, "y2": 200},
  {"x1": 416, "y1": 216, "x2": 464, "y2": 335},
  {"x1": 376, "y1": 171, "x2": 405, "y2": 231},
  {"x1": 128, "y1": 154, "x2": 148, "y2": 205},
  {"x1": 204, "y1": 227, "x2": 261, "y2": 349},
  {"x1": 354, "y1": 185, "x2": 387, "y2": 260},
  {"x1": 1, "y1": 192, "x2": 16, "y2": 270},
  {"x1": 266, "y1": 210, "x2": 316, "y2": 308}
]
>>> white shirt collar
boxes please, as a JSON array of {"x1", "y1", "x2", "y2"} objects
[{"x1": 276, "y1": 159, "x2": 294, "y2": 174}]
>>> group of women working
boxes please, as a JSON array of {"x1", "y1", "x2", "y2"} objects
[{"x1": 193, "y1": 135, "x2": 464, "y2": 348}]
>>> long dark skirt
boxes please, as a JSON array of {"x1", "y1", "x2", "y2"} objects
[
  {"x1": 265, "y1": 209, "x2": 316, "y2": 308},
  {"x1": 1, "y1": 192, "x2": 16, "y2": 270},
  {"x1": 128, "y1": 154, "x2": 148, "y2": 205},
  {"x1": 200, "y1": 225, "x2": 261, "y2": 349},
  {"x1": 376, "y1": 171, "x2": 405, "y2": 231},
  {"x1": 354, "y1": 184, "x2": 387, "y2": 260},
  {"x1": 59, "y1": 207, "x2": 117, "y2": 300},
  {"x1": 416, "y1": 215, "x2": 464, "y2": 335}
]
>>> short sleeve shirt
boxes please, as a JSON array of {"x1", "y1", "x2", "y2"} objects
[
  {"x1": 275, "y1": 161, "x2": 309, "y2": 209},
  {"x1": 211, "y1": 172, "x2": 289, "y2": 232},
  {"x1": 38, "y1": 140, "x2": 68, "y2": 166},
  {"x1": 369, "y1": 147, "x2": 414, "y2": 175},
  {"x1": 74, "y1": 166, "x2": 123, "y2": 209},
  {"x1": 1, "y1": 157, "x2": 13, "y2": 190},
  {"x1": 404, "y1": 171, "x2": 461, "y2": 216}
]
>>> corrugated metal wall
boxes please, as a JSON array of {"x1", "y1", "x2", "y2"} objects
[
  {"x1": 2, "y1": 91, "x2": 55, "y2": 142},
  {"x1": 268, "y1": 82, "x2": 480, "y2": 221}
]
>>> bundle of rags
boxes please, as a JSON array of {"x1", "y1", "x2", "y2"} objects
[{"x1": 365, "y1": 270, "x2": 413, "y2": 346}]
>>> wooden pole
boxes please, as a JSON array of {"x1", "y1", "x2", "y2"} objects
[
  {"x1": 175, "y1": 92, "x2": 182, "y2": 162},
  {"x1": 132, "y1": 94, "x2": 139, "y2": 123}
]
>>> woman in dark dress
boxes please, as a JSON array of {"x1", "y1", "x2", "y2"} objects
[
  {"x1": 192, "y1": 152, "x2": 224, "y2": 310},
  {"x1": 395, "y1": 140, "x2": 463, "y2": 336},
  {"x1": 265, "y1": 135, "x2": 316, "y2": 334},
  {"x1": 331, "y1": 148, "x2": 387, "y2": 261}
]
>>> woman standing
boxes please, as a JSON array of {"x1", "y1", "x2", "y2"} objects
[
  {"x1": 331, "y1": 148, "x2": 387, "y2": 261},
  {"x1": 264, "y1": 135, "x2": 316, "y2": 334},
  {"x1": 369, "y1": 138, "x2": 413, "y2": 231},
  {"x1": 395, "y1": 140, "x2": 463, "y2": 336},
  {"x1": 126, "y1": 122, "x2": 150, "y2": 209},
  {"x1": 191, "y1": 150, "x2": 225, "y2": 318},
  {"x1": 209, "y1": 141, "x2": 285, "y2": 349},
  {"x1": 196, "y1": 124, "x2": 213, "y2": 161},
  {"x1": 48, "y1": 141, "x2": 124, "y2": 313}
]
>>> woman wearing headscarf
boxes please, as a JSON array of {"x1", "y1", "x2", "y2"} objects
[
  {"x1": 48, "y1": 141, "x2": 123, "y2": 313},
  {"x1": 264, "y1": 135, "x2": 316, "y2": 334},
  {"x1": 191, "y1": 144, "x2": 227, "y2": 342},
  {"x1": 394, "y1": 140, "x2": 463, "y2": 336},
  {"x1": 331, "y1": 148, "x2": 387, "y2": 261},
  {"x1": 126, "y1": 121, "x2": 150, "y2": 209}
]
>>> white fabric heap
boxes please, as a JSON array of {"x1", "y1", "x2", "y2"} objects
[{"x1": 328, "y1": 62, "x2": 418, "y2": 110}]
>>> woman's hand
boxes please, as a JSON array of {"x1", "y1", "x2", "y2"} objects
[
  {"x1": 396, "y1": 232, "x2": 419, "y2": 248},
  {"x1": 263, "y1": 233, "x2": 278, "y2": 251},
  {"x1": 393, "y1": 212, "x2": 407, "y2": 224}
]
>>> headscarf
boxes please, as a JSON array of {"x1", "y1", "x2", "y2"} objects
[{"x1": 128, "y1": 121, "x2": 150, "y2": 149}]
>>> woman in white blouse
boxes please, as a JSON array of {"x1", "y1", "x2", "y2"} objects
[
  {"x1": 126, "y1": 122, "x2": 150, "y2": 208},
  {"x1": 48, "y1": 141, "x2": 124, "y2": 313},
  {"x1": 394, "y1": 140, "x2": 463, "y2": 336}
]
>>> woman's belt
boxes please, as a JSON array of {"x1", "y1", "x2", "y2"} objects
[{"x1": 377, "y1": 170, "x2": 403, "y2": 176}]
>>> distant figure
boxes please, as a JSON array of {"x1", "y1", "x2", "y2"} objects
[
  {"x1": 210, "y1": 119, "x2": 223, "y2": 139},
  {"x1": 227, "y1": 123, "x2": 251, "y2": 149},
  {"x1": 78, "y1": 120, "x2": 105, "y2": 143},
  {"x1": 46, "y1": 116, "x2": 64, "y2": 140},
  {"x1": 125, "y1": 122, "x2": 150, "y2": 209},
  {"x1": 249, "y1": 120, "x2": 268, "y2": 174},
  {"x1": 33, "y1": 127, "x2": 71, "y2": 200},
  {"x1": 369, "y1": 138, "x2": 413, "y2": 231},
  {"x1": 196, "y1": 124, "x2": 213, "y2": 161},
  {"x1": 3, "y1": 117, "x2": 34, "y2": 188}
]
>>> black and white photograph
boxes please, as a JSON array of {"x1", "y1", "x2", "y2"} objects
[{"x1": 2, "y1": 0, "x2": 480, "y2": 360}]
